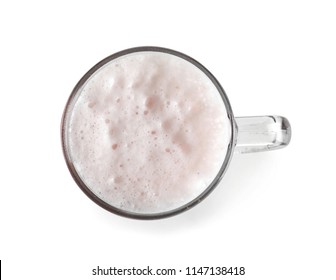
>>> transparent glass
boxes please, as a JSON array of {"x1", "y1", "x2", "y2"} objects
[
  {"x1": 235, "y1": 116, "x2": 291, "y2": 153},
  {"x1": 61, "y1": 46, "x2": 291, "y2": 219}
]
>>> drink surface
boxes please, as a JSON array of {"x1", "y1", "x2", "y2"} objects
[{"x1": 66, "y1": 51, "x2": 231, "y2": 214}]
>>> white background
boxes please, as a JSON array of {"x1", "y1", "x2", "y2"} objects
[{"x1": 1, "y1": 1, "x2": 335, "y2": 279}]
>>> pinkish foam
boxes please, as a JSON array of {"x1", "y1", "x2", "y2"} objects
[{"x1": 67, "y1": 51, "x2": 231, "y2": 214}]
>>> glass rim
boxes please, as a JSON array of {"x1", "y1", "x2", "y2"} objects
[{"x1": 61, "y1": 46, "x2": 237, "y2": 220}]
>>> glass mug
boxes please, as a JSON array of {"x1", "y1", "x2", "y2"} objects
[{"x1": 61, "y1": 46, "x2": 291, "y2": 219}]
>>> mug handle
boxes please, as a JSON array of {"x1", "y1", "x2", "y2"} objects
[{"x1": 234, "y1": 116, "x2": 291, "y2": 153}]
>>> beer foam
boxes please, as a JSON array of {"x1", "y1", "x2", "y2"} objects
[{"x1": 66, "y1": 51, "x2": 231, "y2": 214}]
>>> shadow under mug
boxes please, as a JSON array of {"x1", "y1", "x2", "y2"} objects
[{"x1": 61, "y1": 46, "x2": 291, "y2": 220}]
